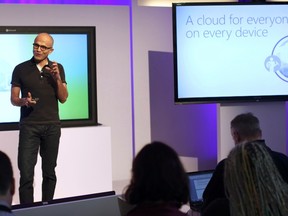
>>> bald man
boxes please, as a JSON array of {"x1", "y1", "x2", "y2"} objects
[{"x1": 10, "y1": 33, "x2": 68, "y2": 204}]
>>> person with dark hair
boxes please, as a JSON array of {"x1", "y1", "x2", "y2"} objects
[
  {"x1": 10, "y1": 32, "x2": 68, "y2": 204},
  {"x1": 0, "y1": 150, "x2": 15, "y2": 215},
  {"x1": 124, "y1": 141, "x2": 190, "y2": 216},
  {"x1": 201, "y1": 112, "x2": 288, "y2": 214},
  {"x1": 224, "y1": 141, "x2": 288, "y2": 216}
]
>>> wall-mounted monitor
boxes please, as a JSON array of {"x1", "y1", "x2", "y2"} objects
[
  {"x1": 173, "y1": 2, "x2": 288, "y2": 104},
  {"x1": 0, "y1": 26, "x2": 98, "y2": 130}
]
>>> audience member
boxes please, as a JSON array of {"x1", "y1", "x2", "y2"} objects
[
  {"x1": 225, "y1": 141, "x2": 288, "y2": 216},
  {"x1": 124, "y1": 141, "x2": 190, "y2": 216},
  {"x1": 201, "y1": 112, "x2": 288, "y2": 213},
  {"x1": 200, "y1": 198, "x2": 229, "y2": 216},
  {"x1": 0, "y1": 151, "x2": 15, "y2": 216}
]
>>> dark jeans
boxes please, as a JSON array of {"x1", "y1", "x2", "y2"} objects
[{"x1": 18, "y1": 124, "x2": 61, "y2": 204}]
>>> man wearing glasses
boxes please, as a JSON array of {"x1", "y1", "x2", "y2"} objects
[{"x1": 10, "y1": 33, "x2": 68, "y2": 204}]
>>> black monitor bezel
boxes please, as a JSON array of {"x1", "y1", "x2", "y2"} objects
[{"x1": 172, "y1": 2, "x2": 288, "y2": 104}]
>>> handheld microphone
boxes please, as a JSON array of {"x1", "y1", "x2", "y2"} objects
[{"x1": 41, "y1": 65, "x2": 52, "y2": 77}]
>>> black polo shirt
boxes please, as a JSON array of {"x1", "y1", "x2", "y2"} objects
[{"x1": 11, "y1": 57, "x2": 66, "y2": 125}]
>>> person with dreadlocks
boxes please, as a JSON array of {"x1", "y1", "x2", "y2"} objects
[{"x1": 224, "y1": 141, "x2": 288, "y2": 216}]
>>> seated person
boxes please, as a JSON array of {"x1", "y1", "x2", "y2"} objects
[
  {"x1": 201, "y1": 113, "x2": 288, "y2": 213},
  {"x1": 201, "y1": 198, "x2": 229, "y2": 216},
  {"x1": 123, "y1": 141, "x2": 190, "y2": 216},
  {"x1": 225, "y1": 141, "x2": 288, "y2": 215},
  {"x1": 0, "y1": 150, "x2": 15, "y2": 216}
]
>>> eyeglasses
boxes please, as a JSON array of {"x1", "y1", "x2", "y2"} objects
[{"x1": 33, "y1": 43, "x2": 52, "y2": 51}]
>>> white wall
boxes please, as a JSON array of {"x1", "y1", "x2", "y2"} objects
[
  {"x1": 0, "y1": 4, "x2": 132, "y2": 183},
  {"x1": 131, "y1": 1, "x2": 173, "y2": 154}
]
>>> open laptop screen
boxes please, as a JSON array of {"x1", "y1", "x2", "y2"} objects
[{"x1": 187, "y1": 170, "x2": 214, "y2": 209}]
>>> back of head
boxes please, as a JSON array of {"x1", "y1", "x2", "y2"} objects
[
  {"x1": 124, "y1": 141, "x2": 189, "y2": 208},
  {"x1": 225, "y1": 141, "x2": 288, "y2": 216},
  {"x1": 230, "y1": 112, "x2": 262, "y2": 143},
  {"x1": 0, "y1": 151, "x2": 13, "y2": 196}
]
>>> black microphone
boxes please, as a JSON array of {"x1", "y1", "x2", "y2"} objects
[{"x1": 41, "y1": 64, "x2": 52, "y2": 77}]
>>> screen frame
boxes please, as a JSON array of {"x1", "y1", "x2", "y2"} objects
[
  {"x1": 0, "y1": 26, "x2": 98, "y2": 131},
  {"x1": 172, "y1": 2, "x2": 288, "y2": 104}
]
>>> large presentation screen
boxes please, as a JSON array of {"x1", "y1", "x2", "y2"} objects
[
  {"x1": 173, "y1": 2, "x2": 288, "y2": 104},
  {"x1": 0, "y1": 26, "x2": 98, "y2": 130}
]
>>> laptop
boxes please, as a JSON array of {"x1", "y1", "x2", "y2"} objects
[{"x1": 187, "y1": 170, "x2": 214, "y2": 212}]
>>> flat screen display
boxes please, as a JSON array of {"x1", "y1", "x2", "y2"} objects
[
  {"x1": 0, "y1": 26, "x2": 98, "y2": 130},
  {"x1": 173, "y1": 2, "x2": 288, "y2": 104}
]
